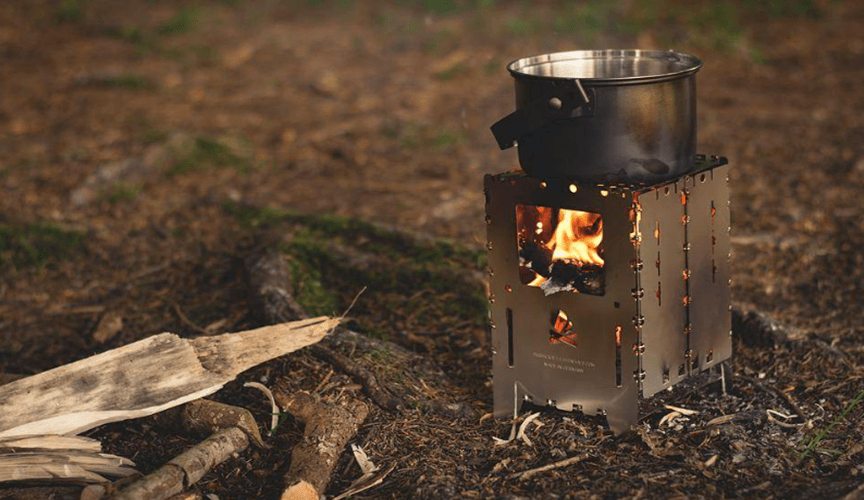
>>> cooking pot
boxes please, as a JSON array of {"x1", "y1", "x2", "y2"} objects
[{"x1": 490, "y1": 49, "x2": 702, "y2": 184}]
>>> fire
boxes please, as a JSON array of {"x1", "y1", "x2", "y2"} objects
[
  {"x1": 548, "y1": 210, "x2": 604, "y2": 265},
  {"x1": 549, "y1": 309, "x2": 577, "y2": 347},
  {"x1": 516, "y1": 204, "x2": 604, "y2": 292}
]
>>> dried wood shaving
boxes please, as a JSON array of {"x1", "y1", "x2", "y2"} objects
[
  {"x1": 243, "y1": 382, "x2": 279, "y2": 435},
  {"x1": 516, "y1": 413, "x2": 543, "y2": 446},
  {"x1": 659, "y1": 411, "x2": 682, "y2": 427},
  {"x1": 350, "y1": 444, "x2": 378, "y2": 475},
  {"x1": 663, "y1": 404, "x2": 699, "y2": 416}
]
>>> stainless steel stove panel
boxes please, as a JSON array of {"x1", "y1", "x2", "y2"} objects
[
  {"x1": 636, "y1": 178, "x2": 690, "y2": 397},
  {"x1": 485, "y1": 173, "x2": 639, "y2": 433},
  {"x1": 685, "y1": 165, "x2": 732, "y2": 371}
]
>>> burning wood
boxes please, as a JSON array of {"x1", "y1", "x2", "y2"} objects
[{"x1": 516, "y1": 204, "x2": 605, "y2": 296}]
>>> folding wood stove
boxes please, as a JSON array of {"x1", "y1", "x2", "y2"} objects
[{"x1": 485, "y1": 156, "x2": 731, "y2": 433}]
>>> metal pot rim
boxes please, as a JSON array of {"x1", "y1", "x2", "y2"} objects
[{"x1": 507, "y1": 49, "x2": 703, "y2": 86}]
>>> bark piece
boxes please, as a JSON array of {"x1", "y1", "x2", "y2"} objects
[
  {"x1": 274, "y1": 391, "x2": 369, "y2": 500},
  {"x1": 0, "y1": 317, "x2": 337, "y2": 438},
  {"x1": 110, "y1": 427, "x2": 249, "y2": 500}
]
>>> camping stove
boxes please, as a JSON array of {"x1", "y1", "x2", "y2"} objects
[{"x1": 485, "y1": 50, "x2": 731, "y2": 433}]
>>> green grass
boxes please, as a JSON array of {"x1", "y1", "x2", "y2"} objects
[
  {"x1": 102, "y1": 183, "x2": 142, "y2": 204},
  {"x1": 56, "y1": 0, "x2": 83, "y2": 23},
  {"x1": 505, "y1": 16, "x2": 540, "y2": 36},
  {"x1": 285, "y1": 253, "x2": 340, "y2": 316},
  {"x1": 433, "y1": 62, "x2": 466, "y2": 81},
  {"x1": 157, "y1": 7, "x2": 199, "y2": 36},
  {"x1": 552, "y1": 1, "x2": 613, "y2": 36},
  {"x1": 431, "y1": 130, "x2": 465, "y2": 150},
  {"x1": 799, "y1": 387, "x2": 864, "y2": 460},
  {"x1": 168, "y1": 137, "x2": 250, "y2": 176},
  {"x1": 425, "y1": 28, "x2": 455, "y2": 54},
  {"x1": 102, "y1": 25, "x2": 144, "y2": 43},
  {"x1": 687, "y1": 2, "x2": 745, "y2": 52},
  {"x1": 743, "y1": 0, "x2": 821, "y2": 17},
  {"x1": 483, "y1": 59, "x2": 501, "y2": 75},
  {"x1": 422, "y1": 0, "x2": 459, "y2": 14},
  {"x1": 0, "y1": 222, "x2": 86, "y2": 270}
]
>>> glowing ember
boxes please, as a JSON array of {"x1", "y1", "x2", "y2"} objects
[{"x1": 516, "y1": 204, "x2": 604, "y2": 295}]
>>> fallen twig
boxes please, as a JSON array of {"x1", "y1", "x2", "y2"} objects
[
  {"x1": 508, "y1": 454, "x2": 589, "y2": 481},
  {"x1": 307, "y1": 344, "x2": 404, "y2": 411},
  {"x1": 110, "y1": 427, "x2": 249, "y2": 500},
  {"x1": 332, "y1": 463, "x2": 395, "y2": 500},
  {"x1": 244, "y1": 250, "x2": 404, "y2": 411},
  {"x1": 172, "y1": 399, "x2": 265, "y2": 448},
  {"x1": 273, "y1": 391, "x2": 369, "y2": 500}
]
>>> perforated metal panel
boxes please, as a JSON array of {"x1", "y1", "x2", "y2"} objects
[
  {"x1": 685, "y1": 165, "x2": 732, "y2": 371},
  {"x1": 485, "y1": 173, "x2": 638, "y2": 433},
  {"x1": 636, "y1": 179, "x2": 689, "y2": 397}
]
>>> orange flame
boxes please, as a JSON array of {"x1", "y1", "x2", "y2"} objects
[
  {"x1": 547, "y1": 210, "x2": 604, "y2": 265},
  {"x1": 516, "y1": 205, "x2": 604, "y2": 289},
  {"x1": 550, "y1": 309, "x2": 577, "y2": 347}
]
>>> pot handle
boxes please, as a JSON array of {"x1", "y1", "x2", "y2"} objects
[{"x1": 490, "y1": 79, "x2": 591, "y2": 150}]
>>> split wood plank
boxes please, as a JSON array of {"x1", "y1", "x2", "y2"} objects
[
  {"x1": 0, "y1": 435, "x2": 137, "y2": 484},
  {"x1": 0, "y1": 317, "x2": 338, "y2": 438}
]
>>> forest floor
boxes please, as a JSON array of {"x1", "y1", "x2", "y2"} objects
[{"x1": 1, "y1": 0, "x2": 864, "y2": 498}]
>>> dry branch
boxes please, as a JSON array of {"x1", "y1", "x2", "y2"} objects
[
  {"x1": 274, "y1": 391, "x2": 369, "y2": 500},
  {"x1": 110, "y1": 427, "x2": 249, "y2": 500},
  {"x1": 245, "y1": 251, "x2": 461, "y2": 414},
  {"x1": 0, "y1": 317, "x2": 337, "y2": 438},
  {"x1": 508, "y1": 454, "x2": 590, "y2": 481},
  {"x1": 155, "y1": 399, "x2": 266, "y2": 449}
]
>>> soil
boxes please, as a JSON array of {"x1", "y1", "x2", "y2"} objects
[{"x1": 1, "y1": 0, "x2": 864, "y2": 499}]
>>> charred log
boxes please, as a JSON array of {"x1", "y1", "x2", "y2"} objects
[
  {"x1": 540, "y1": 262, "x2": 605, "y2": 296},
  {"x1": 518, "y1": 241, "x2": 553, "y2": 280}
]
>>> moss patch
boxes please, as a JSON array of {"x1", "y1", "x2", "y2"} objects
[
  {"x1": 0, "y1": 222, "x2": 86, "y2": 270},
  {"x1": 168, "y1": 137, "x2": 250, "y2": 176},
  {"x1": 224, "y1": 204, "x2": 487, "y2": 341}
]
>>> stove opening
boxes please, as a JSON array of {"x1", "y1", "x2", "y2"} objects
[
  {"x1": 516, "y1": 204, "x2": 605, "y2": 296},
  {"x1": 549, "y1": 309, "x2": 577, "y2": 347}
]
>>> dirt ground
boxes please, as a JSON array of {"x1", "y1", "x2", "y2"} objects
[{"x1": 2, "y1": 0, "x2": 864, "y2": 498}]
